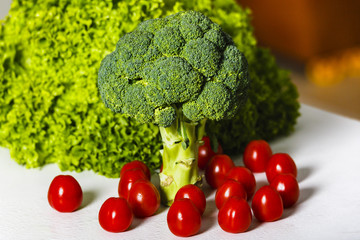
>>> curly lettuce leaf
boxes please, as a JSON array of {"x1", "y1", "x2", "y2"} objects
[{"x1": 0, "y1": 0, "x2": 299, "y2": 177}]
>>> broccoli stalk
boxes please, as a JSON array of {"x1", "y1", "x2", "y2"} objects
[
  {"x1": 158, "y1": 108, "x2": 206, "y2": 205},
  {"x1": 97, "y1": 10, "x2": 250, "y2": 205}
]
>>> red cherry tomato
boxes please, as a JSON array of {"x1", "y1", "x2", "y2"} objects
[
  {"x1": 266, "y1": 153, "x2": 297, "y2": 182},
  {"x1": 218, "y1": 197, "x2": 252, "y2": 233},
  {"x1": 120, "y1": 160, "x2": 151, "y2": 180},
  {"x1": 270, "y1": 174, "x2": 300, "y2": 208},
  {"x1": 243, "y1": 140, "x2": 272, "y2": 172},
  {"x1": 205, "y1": 154, "x2": 235, "y2": 189},
  {"x1": 128, "y1": 179, "x2": 160, "y2": 218},
  {"x1": 215, "y1": 179, "x2": 247, "y2": 209},
  {"x1": 174, "y1": 184, "x2": 206, "y2": 215},
  {"x1": 198, "y1": 136, "x2": 223, "y2": 170},
  {"x1": 226, "y1": 166, "x2": 256, "y2": 200},
  {"x1": 48, "y1": 175, "x2": 83, "y2": 212},
  {"x1": 118, "y1": 168, "x2": 147, "y2": 199},
  {"x1": 252, "y1": 186, "x2": 283, "y2": 222},
  {"x1": 167, "y1": 198, "x2": 201, "y2": 237},
  {"x1": 98, "y1": 197, "x2": 133, "y2": 232}
]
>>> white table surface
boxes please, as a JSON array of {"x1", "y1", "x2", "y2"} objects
[
  {"x1": 2, "y1": 3, "x2": 360, "y2": 239},
  {"x1": 1, "y1": 104, "x2": 360, "y2": 240}
]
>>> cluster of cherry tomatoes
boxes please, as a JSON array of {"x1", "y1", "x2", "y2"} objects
[
  {"x1": 47, "y1": 160, "x2": 160, "y2": 232},
  {"x1": 99, "y1": 160, "x2": 160, "y2": 232},
  {"x1": 201, "y1": 138, "x2": 300, "y2": 234},
  {"x1": 167, "y1": 184, "x2": 205, "y2": 236},
  {"x1": 46, "y1": 137, "x2": 300, "y2": 237}
]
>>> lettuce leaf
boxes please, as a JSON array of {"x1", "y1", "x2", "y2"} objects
[{"x1": 0, "y1": 0, "x2": 299, "y2": 177}]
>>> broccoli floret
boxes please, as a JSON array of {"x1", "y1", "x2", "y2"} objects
[
  {"x1": 98, "y1": 10, "x2": 249, "y2": 205},
  {"x1": 154, "y1": 107, "x2": 176, "y2": 128},
  {"x1": 143, "y1": 57, "x2": 203, "y2": 107}
]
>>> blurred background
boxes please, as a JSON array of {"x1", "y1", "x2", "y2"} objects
[
  {"x1": 237, "y1": 0, "x2": 360, "y2": 120},
  {"x1": 1, "y1": 0, "x2": 359, "y2": 120}
]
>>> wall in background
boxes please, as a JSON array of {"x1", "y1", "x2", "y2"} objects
[{"x1": 0, "y1": 0, "x2": 12, "y2": 19}]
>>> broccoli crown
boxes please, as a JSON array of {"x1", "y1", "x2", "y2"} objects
[{"x1": 98, "y1": 10, "x2": 249, "y2": 127}]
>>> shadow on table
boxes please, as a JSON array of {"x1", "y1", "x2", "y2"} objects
[
  {"x1": 282, "y1": 186, "x2": 317, "y2": 219},
  {"x1": 282, "y1": 164, "x2": 317, "y2": 218},
  {"x1": 81, "y1": 190, "x2": 97, "y2": 209},
  {"x1": 297, "y1": 166, "x2": 313, "y2": 183},
  {"x1": 199, "y1": 198, "x2": 218, "y2": 234}
]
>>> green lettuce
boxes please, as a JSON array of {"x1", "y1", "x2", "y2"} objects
[{"x1": 0, "y1": 0, "x2": 299, "y2": 177}]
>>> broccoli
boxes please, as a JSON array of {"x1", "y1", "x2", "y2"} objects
[{"x1": 98, "y1": 11, "x2": 249, "y2": 205}]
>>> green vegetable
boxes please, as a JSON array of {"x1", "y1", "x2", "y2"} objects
[
  {"x1": 0, "y1": 0, "x2": 299, "y2": 178},
  {"x1": 209, "y1": 47, "x2": 300, "y2": 153},
  {"x1": 98, "y1": 10, "x2": 250, "y2": 204}
]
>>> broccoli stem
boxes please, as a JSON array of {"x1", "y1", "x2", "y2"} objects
[{"x1": 158, "y1": 108, "x2": 206, "y2": 206}]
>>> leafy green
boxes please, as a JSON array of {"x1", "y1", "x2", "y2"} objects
[
  {"x1": 208, "y1": 47, "x2": 300, "y2": 153},
  {"x1": 0, "y1": 0, "x2": 299, "y2": 177}
]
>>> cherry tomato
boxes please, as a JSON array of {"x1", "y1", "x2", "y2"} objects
[
  {"x1": 48, "y1": 175, "x2": 83, "y2": 212},
  {"x1": 243, "y1": 140, "x2": 272, "y2": 173},
  {"x1": 266, "y1": 153, "x2": 297, "y2": 182},
  {"x1": 226, "y1": 166, "x2": 256, "y2": 200},
  {"x1": 98, "y1": 197, "x2": 133, "y2": 232},
  {"x1": 174, "y1": 184, "x2": 206, "y2": 215},
  {"x1": 128, "y1": 179, "x2": 160, "y2": 218},
  {"x1": 270, "y1": 174, "x2": 300, "y2": 208},
  {"x1": 252, "y1": 185, "x2": 283, "y2": 222},
  {"x1": 118, "y1": 168, "x2": 147, "y2": 200},
  {"x1": 167, "y1": 198, "x2": 201, "y2": 237},
  {"x1": 198, "y1": 136, "x2": 223, "y2": 170},
  {"x1": 120, "y1": 160, "x2": 151, "y2": 180},
  {"x1": 215, "y1": 179, "x2": 247, "y2": 209},
  {"x1": 218, "y1": 196, "x2": 252, "y2": 233},
  {"x1": 205, "y1": 154, "x2": 235, "y2": 189}
]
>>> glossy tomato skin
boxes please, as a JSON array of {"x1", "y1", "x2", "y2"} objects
[
  {"x1": 198, "y1": 136, "x2": 222, "y2": 170},
  {"x1": 226, "y1": 166, "x2": 256, "y2": 200},
  {"x1": 270, "y1": 174, "x2": 300, "y2": 208},
  {"x1": 167, "y1": 198, "x2": 201, "y2": 237},
  {"x1": 98, "y1": 197, "x2": 133, "y2": 232},
  {"x1": 128, "y1": 179, "x2": 160, "y2": 218},
  {"x1": 174, "y1": 184, "x2": 206, "y2": 215},
  {"x1": 252, "y1": 186, "x2": 283, "y2": 222},
  {"x1": 215, "y1": 179, "x2": 247, "y2": 209},
  {"x1": 48, "y1": 175, "x2": 83, "y2": 212},
  {"x1": 243, "y1": 140, "x2": 272, "y2": 173},
  {"x1": 118, "y1": 168, "x2": 147, "y2": 200},
  {"x1": 266, "y1": 153, "x2": 297, "y2": 182},
  {"x1": 120, "y1": 160, "x2": 151, "y2": 180},
  {"x1": 205, "y1": 154, "x2": 235, "y2": 189},
  {"x1": 218, "y1": 197, "x2": 252, "y2": 233}
]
